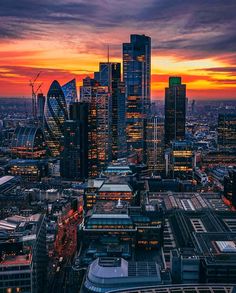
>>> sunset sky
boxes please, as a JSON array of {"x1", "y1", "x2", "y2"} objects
[{"x1": 0, "y1": 0, "x2": 236, "y2": 99}]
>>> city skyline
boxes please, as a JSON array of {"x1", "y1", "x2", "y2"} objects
[{"x1": 0, "y1": 0, "x2": 236, "y2": 99}]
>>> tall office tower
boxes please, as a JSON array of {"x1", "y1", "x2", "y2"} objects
[
  {"x1": 123, "y1": 34, "x2": 151, "y2": 162},
  {"x1": 36, "y1": 93, "x2": 45, "y2": 125},
  {"x1": 80, "y1": 77, "x2": 111, "y2": 177},
  {"x1": 165, "y1": 77, "x2": 186, "y2": 146},
  {"x1": 69, "y1": 101, "x2": 89, "y2": 179},
  {"x1": 62, "y1": 78, "x2": 78, "y2": 109},
  {"x1": 146, "y1": 116, "x2": 165, "y2": 175},
  {"x1": 224, "y1": 168, "x2": 236, "y2": 208},
  {"x1": 218, "y1": 114, "x2": 236, "y2": 151},
  {"x1": 44, "y1": 80, "x2": 68, "y2": 156},
  {"x1": 60, "y1": 120, "x2": 81, "y2": 179},
  {"x1": 95, "y1": 62, "x2": 126, "y2": 160}
]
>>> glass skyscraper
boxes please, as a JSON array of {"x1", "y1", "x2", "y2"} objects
[
  {"x1": 123, "y1": 34, "x2": 151, "y2": 162},
  {"x1": 80, "y1": 77, "x2": 111, "y2": 177},
  {"x1": 62, "y1": 78, "x2": 78, "y2": 109},
  {"x1": 44, "y1": 80, "x2": 68, "y2": 156},
  {"x1": 95, "y1": 62, "x2": 126, "y2": 160},
  {"x1": 164, "y1": 77, "x2": 186, "y2": 146},
  {"x1": 146, "y1": 116, "x2": 165, "y2": 175}
]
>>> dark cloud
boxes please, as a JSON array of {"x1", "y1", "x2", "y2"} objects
[
  {"x1": 0, "y1": 0, "x2": 236, "y2": 59},
  {"x1": 200, "y1": 67, "x2": 236, "y2": 73}
]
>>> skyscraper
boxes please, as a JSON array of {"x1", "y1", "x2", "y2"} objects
[
  {"x1": 165, "y1": 77, "x2": 186, "y2": 146},
  {"x1": 62, "y1": 78, "x2": 78, "y2": 109},
  {"x1": 44, "y1": 80, "x2": 68, "y2": 156},
  {"x1": 80, "y1": 77, "x2": 111, "y2": 176},
  {"x1": 69, "y1": 101, "x2": 89, "y2": 179},
  {"x1": 95, "y1": 62, "x2": 126, "y2": 160},
  {"x1": 60, "y1": 120, "x2": 81, "y2": 180},
  {"x1": 146, "y1": 116, "x2": 165, "y2": 175},
  {"x1": 218, "y1": 114, "x2": 236, "y2": 152},
  {"x1": 123, "y1": 34, "x2": 151, "y2": 162}
]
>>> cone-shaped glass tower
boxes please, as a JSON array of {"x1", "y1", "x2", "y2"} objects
[{"x1": 44, "y1": 80, "x2": 68, "y2": 156}]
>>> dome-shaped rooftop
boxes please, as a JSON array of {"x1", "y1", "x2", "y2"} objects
[{"x1": 47, "y1": 80, "x2": 64, "y2": 97}]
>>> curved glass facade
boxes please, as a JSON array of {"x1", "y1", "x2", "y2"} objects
[
  {"x1": 62, "y1": 78, "x2": 78, "y2": 109},
  {"x1": 11, "y1": 126, "x2": 46, "y2": 158},
  {"x1": 44, "y1": 80, "x2": 68, "y2": 156}
]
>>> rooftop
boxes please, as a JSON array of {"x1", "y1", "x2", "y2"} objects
[
  {"x1": 0, "y1": 175, "x2": 15, "y2": 186},
  {"x1": 99, "y1": 183, "x2": 132, "y2": 192}
]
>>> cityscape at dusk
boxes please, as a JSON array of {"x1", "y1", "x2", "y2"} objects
[
  {"x1": 0, "y1": 0, "x2": 236, "y2": 99},
  {"x1": 0, "y1": 1, "x2": 236, "y2": 293}
]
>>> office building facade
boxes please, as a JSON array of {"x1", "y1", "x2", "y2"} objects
[
  {"x1": 146, "y1": 116, "x2": 165, "y2": 175},
  {"x1": 44, "y1": 80, "x2": 68, "y2": 156},
  {"x1": 80, "y1": 77, "x2": 111, "y2": 177},
  {"x1": 165, "y1": 77, "x2": 186, "y2": 146},
  {"x1": 123, "y1": 34, "x2": 151, "y2": 162},
  {"x1": 95, "y1": 62, "x2": 126, "y2": 160}
]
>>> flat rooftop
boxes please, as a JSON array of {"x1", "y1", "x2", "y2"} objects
[
  {"x1": 99, "y1": 183, "x2": 132, "y2": 192},
  {"x1": 0, "y1": 175, "x2": 15, "y2": 186}
]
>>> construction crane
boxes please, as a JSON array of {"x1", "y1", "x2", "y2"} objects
[{"x1": 29, "y1": 72, "x2": 42, "y2": 118}]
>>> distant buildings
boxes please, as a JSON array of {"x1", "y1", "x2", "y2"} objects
[
  {"x1": 123, "y1": 34, "x2": 151, "y2": 162},
  {"x1": 165, "y1": 77, "x2": 186, "y2": 146},
  {"x1": 218, "y1": 113, "x2": 236, "y2": 152},
  {"x1": 44, "y1": 80, "x2": 68, "y2": 156},
  {"x1": 168, "y1": 141, "x2": 195, "y2": 179}
]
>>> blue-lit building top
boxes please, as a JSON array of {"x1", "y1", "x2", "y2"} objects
[{"x1": 62, "y1": 78, "x2": 78, "y2": 109}]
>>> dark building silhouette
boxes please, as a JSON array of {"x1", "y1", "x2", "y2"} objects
[
  {"x1": 123, "y1": 34, "x2": 151, "y2": 162},
  {"x1": 69, "y1": 101, "x2": 89, "y2": 179},
  {"x1": 60, "y1": 120, "x2": 81, "y2": 180},
  {"x1": 218, "y1": 114, "x2": 236, "y2": 152},
  {"x1": 165, "y1": 77, "x2": 186, "y2": 146}
]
